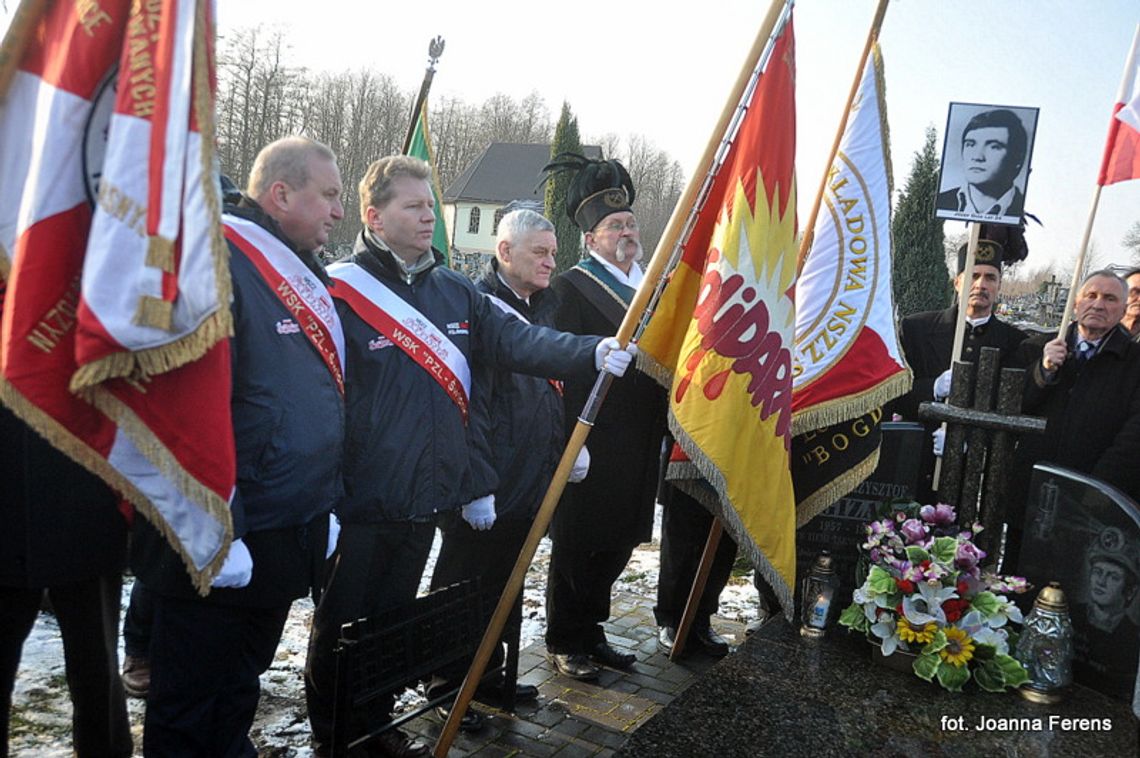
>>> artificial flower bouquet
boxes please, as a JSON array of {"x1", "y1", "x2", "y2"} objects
[{"x1": 838, "y1": 502, "x2": 1031, "y2": 692}]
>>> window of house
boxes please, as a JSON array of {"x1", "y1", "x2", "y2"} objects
[
  {"x1": 468, "y1": 207, "x2": 481, "y2": 234},
  {"x1": 492, "y1": 208, "x2": 507, "y2": 236}
]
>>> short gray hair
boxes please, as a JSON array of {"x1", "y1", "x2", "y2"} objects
[
  {"x1": 496, "y1": 209, "x2": 554, "y2": 248},
  {"x1": 247, "y1": 136, "x2": 336, "y2": 198},
  {"x1": 1081, "y1": 269, "x2": 1127, "y2": 298}
]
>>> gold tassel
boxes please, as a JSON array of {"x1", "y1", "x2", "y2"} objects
[{"x1": 794, "y1": 447, "x2": 879, "y2": 528}]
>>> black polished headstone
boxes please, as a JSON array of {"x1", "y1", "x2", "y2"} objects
[
  {"x1": 795, "y1": 421, "x2": 924, "y2": 611},
  {"x1": 1018, "y1": 463, "x2": 1140, "y2": 706}
]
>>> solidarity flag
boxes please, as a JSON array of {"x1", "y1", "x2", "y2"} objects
[
  {"x1": 790, "y1": 43, "x2": 910, "y2": 524},
  {"x1": 0, "y1": 0, "x2": 234, "y2": 592},
  {"x1": 639, "y1": 16, "x2": 797, "y2": 615},
  {"x1": 406, "y1": 101, "x2": 451, "y2": 265},
  {"x1": 1099, "y1": 23, "x2": 1140, "y2": 186}
]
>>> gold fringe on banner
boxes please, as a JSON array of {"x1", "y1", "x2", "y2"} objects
[
  {"x1": 790, "y1": 368, "x2": 912, "y2": 436},
  {"x1": 668, "y1": 412, "x2": 795, "y2": 622},
  {"x1": 146, "y1": 235, "x2": 176, "y2": 273},
  {"x1": 134, "y1": 295, "x2": 174, "y2": 331},
  {"x1": 794, "y1": 446, "x2": 879, "y2": 528}
]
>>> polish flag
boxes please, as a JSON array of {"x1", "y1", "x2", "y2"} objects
[
  {"x1": 0, "y1": 0, "x2": 235, "y2": 592},
  {"x1": 1099, "y1": 24, "x2": 1140, "y2": 186}
]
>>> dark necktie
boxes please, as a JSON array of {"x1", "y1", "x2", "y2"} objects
[{"x1": 1076, "y1": 340, "x2": 1095, "y2": 364}]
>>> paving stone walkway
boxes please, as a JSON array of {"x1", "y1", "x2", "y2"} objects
[{"x1": 400, "y1": 591, "x2": 749, "y2": 757}]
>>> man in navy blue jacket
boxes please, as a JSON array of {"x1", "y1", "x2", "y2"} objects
[
  {"x1": 305, "y1": 157, "x2": 633, "y2": 757},
  {"x1": 130, "y1": 136, "x2": 346, "y2": 757}
]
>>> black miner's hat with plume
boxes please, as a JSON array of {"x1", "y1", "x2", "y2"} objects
[
  {"x1": 541, "y1": 152, "x2": 635, "y2": 232},
  {"x1": 955, "y1": 218, "x2": 1037, "y2": 274}
]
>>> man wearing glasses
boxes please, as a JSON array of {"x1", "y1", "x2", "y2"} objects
[{"x1": 540, "y1": 155, "x2": 667, "y2": 680}]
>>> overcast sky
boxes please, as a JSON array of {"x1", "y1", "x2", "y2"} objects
[{"x1": 4, "y1": 0, "x2": 1139, "y2": 276}]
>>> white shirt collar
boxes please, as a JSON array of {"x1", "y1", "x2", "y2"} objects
[
  {"x1": 589, "y1": 250, "x2": 643, "y2": 289},
  {"x1": 964, "y1": 184, "x2": 1017, "y2": 216},
  {"x1": 495, "y1": 270, "x2": 530, "y2": 306},
  {"x1": 965, "y1": 314, "x2": 991, "y2": 328}
]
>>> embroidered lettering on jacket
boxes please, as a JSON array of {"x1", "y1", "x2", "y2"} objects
[
  {"x1": 446, "y1": 320, "x2": 470, "y2": 336},
  {"x1": 276, "y1": 318, "x2": 300, "y2": 335},
  {"x1": 369, "y1": 334, "x2": 394, "y2": 351}
]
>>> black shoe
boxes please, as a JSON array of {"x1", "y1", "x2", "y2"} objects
[
  {"x1": 476, "y1": 681, "x2": 539, "y2": 706},
  {"x1": 589, "y1": 641, "x2": 636, "y2": 670},
  {"x1": 433, "y1": 704, "x2": 485, "y2": 733},
  {"x1": 370, "y1": 728, "x2": 431, "y2": 758},
  {"x1": 692, "y1": 626, "x2": 730, "y2": 657},
  {"x1": 657, "y1": 626, "x2": 676, "y2": 655},
  {"x1": 551, "y1": 652, "x2": 600, "y2": 680}
]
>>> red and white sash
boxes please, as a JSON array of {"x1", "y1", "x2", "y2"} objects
[
  {"x1": 329, "y1": 261, "x2": 472, "y2": 422},
  {"x1": 486, "y1": 294, "x2": 563, "y2": 396},
  {"x1": 223, "y1": 215, "x2": 345, "y2": 395}
]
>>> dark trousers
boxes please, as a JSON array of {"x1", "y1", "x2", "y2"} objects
[
  {"x1": 428, "y1": 515, "x2": 530, "y2": 691},
  {"x1": 305, "y1": 520, "x2": 436, "y2": 750},
  {"x1": 653, "y1": 487, "x2": 737, "y2": 630},
  {"x1": 1, "y1": 574, "x2": 131, "y2": 758},
  {"x1": 545, "y1": 542, "x2": 634, "y2": 654},
  {"x1": 122, "y1": 579, "x2": 154, "y2": 659},
  {"x1": 143, "y1": 593, "x2": 289, "y2": 758}
]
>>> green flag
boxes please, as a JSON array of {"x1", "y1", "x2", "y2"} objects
[{"x1": 406, "y1": 101, "x2": 451, "y2": 266}]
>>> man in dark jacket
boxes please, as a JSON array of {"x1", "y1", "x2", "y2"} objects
[
  {"x1": 130, "y1": 135, "x2": 346, "y2": 756},
  {"x1": 305, "y1": 157, "x2": 631, "y2": 757},
  {"x1": 540, "y1": 155, "x2": 668, "y2": 680},
  {"x1": 424, "y1": 209, "x2": 590, "y2": 729},
  {"x1": 891, "y1": 239, "x2": 1027, "y2": 502},
  {"x1": 0, "y1": 408, "x2": 132, "y2": 758},
  {"x1": 1008, "y1": 270, "x2": 1140, "y2": 567}
]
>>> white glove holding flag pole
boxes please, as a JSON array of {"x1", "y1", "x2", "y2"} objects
[
  {"x1": 933, "y1": 369, "x2": 952, "y2": 401},
  {"x1": 931, "y1": 427, "x2": 946, "y2": 457},
  {"x1": 595, "y1": 338, "x2": 637, "y2": 377},
  {"x1": 569, "y1": 446, "x2": 591, "y2": 483},
  {"x1": 326, "y1": 513, "x2": 341, "y2": 559},
  {"x1": 462, "y1": 495, "x2": 496, "y2": 531},
  {"x1": 211, "y1": 539, "x2": 253, "y2": 588}
]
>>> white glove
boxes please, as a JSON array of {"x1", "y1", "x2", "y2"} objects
[
  {"x1": 933, "y1": 369, "x2": 952, "y2": 401},
  {"x1": 462, "y1": 495, "x2": 496, "y2": 531},
  {"x1": 326, "y1": 513, "x2": 340, "y2": 559},
  {"x1": 211, "y1": 538, "x2": 252, "y2": 588},
  {"x1": 595, "y1": 337, "x2": 638, "y2": 377},
  {"x1": 569, "y1": 446, "x2": 591, "y2": 483},
  {"x1": 932, "y1": 427, "x2": 946, "y2": 457}
]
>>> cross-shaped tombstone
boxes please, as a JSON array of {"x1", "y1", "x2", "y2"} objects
[{"x1": 918, "y1": 346, "x2": 1047, "y2": 558}]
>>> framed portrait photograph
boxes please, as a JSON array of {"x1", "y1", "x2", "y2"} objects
[{"x1": 934, "y1": 102, "x2": 1040, "y2": 227}]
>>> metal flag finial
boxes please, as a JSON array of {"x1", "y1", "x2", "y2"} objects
[{"x1": 427, "y1": 36, "x2": 445, "y2": 70}]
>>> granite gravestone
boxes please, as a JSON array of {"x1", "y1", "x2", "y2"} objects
[
  {"x1": 1017, "y1": 463, "x2": 1140, "y2": 706},
  {"x1": 795, "y1": 421, "x2": 924, "y2": 611}
]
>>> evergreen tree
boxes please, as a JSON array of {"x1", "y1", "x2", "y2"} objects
[
  {"x1": 546, "y1": 102, "x2": 584, "y2": 275},
  {"x1": 892, "y1": 126, "x2": 951, "y2": 317}
]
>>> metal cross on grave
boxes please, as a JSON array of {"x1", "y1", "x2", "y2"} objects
[{"x1": 918, "y1": 346, "x2": 1047, "y2": 559}]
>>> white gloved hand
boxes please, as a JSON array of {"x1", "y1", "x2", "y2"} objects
[
  {"x1": 211, "y1": 538, "x2": 253, "y2": 588},
  {"x1": 932, "y1": 427, "x2": 946, "y2": 457},
  {"x1": 569, "y1": 446, "x2": 591, "y2": 483},
  {"x1": 326, "y1": 513, "x2": 340, "y2": 559},
  {"x1": 462, "y1": 495, "x2": 496, "y2": 531},
  {"x1": 595, "y1": 337, "x2": 638, "y2": 377},
  {"x1": 933, "y1": 369, "x2": 952, "y2": 400}
]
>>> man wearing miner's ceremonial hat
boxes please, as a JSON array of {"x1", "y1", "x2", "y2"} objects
[
  {"x1": 541, "y1": 154, "x2": 667, "y2": 680},
  {"x1": 889, "y1": 233, "x2": 1028, "y2": 503}
]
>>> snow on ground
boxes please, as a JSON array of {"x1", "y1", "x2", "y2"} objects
[{"x1": 8, "y1": 506, "x2": 760, "y2": 756}]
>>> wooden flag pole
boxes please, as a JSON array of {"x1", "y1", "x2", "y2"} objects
[
  {"x1": 1057, "y1": 185, "x2": 1103, "y2": 337},
  {"x1": 0, "y1": 0, "x2": 51, "y2": 103},
  {"x1": 795, "y1": 0, "x2": 890, "y2": 275},
  {"x1": 401, "y1": 36, "x2": 445, "y2": 155},
  {"x1": 432, "y1": 2, "x2": 792, "y2": 754},
  {"x1": 669, "y1": 519, "x2": 723, "y2": 660},
  {"x1": 932, "y1": 222, "x2": 981, "y2": 490}
]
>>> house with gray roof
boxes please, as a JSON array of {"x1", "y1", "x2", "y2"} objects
[{"x1": 442, "y1": 142, "x2": 601, "y2": 263}]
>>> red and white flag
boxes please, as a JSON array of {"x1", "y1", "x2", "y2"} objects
[
  {"x1": 1099, "y1": 23, "x2": 1140, "y2": 186},
  {"x1": 0, "y1": 0, "x2": 234, "y2": 592}
]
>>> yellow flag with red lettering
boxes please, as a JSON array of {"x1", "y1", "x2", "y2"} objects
[{"x1": 638, "y1": 16, "x2": 797, "y2": 614}]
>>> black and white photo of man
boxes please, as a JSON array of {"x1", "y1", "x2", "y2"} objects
[{"x1": 935, "y1": 104, "x2": 1038, "y2": 226}]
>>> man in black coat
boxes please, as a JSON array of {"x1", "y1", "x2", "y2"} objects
[
  {"x1": 891, "y1": 239, "x2": 1027, "y2": 502},
  {"x1": 542, "y1": 155, "x2": 668, "y2": 680},
  {"x1": 426, "y1": 209, "x2": 589, "y2": 729},
  {"x1": 0, "y1": 408, "x2": 132, "y2": 758},
  {"x1": 131, "y1": 136, "x2": 346, "y2": 757},
  {"x1": 1008, "y1": 270, "x2": 1140, "y2": 568}
]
